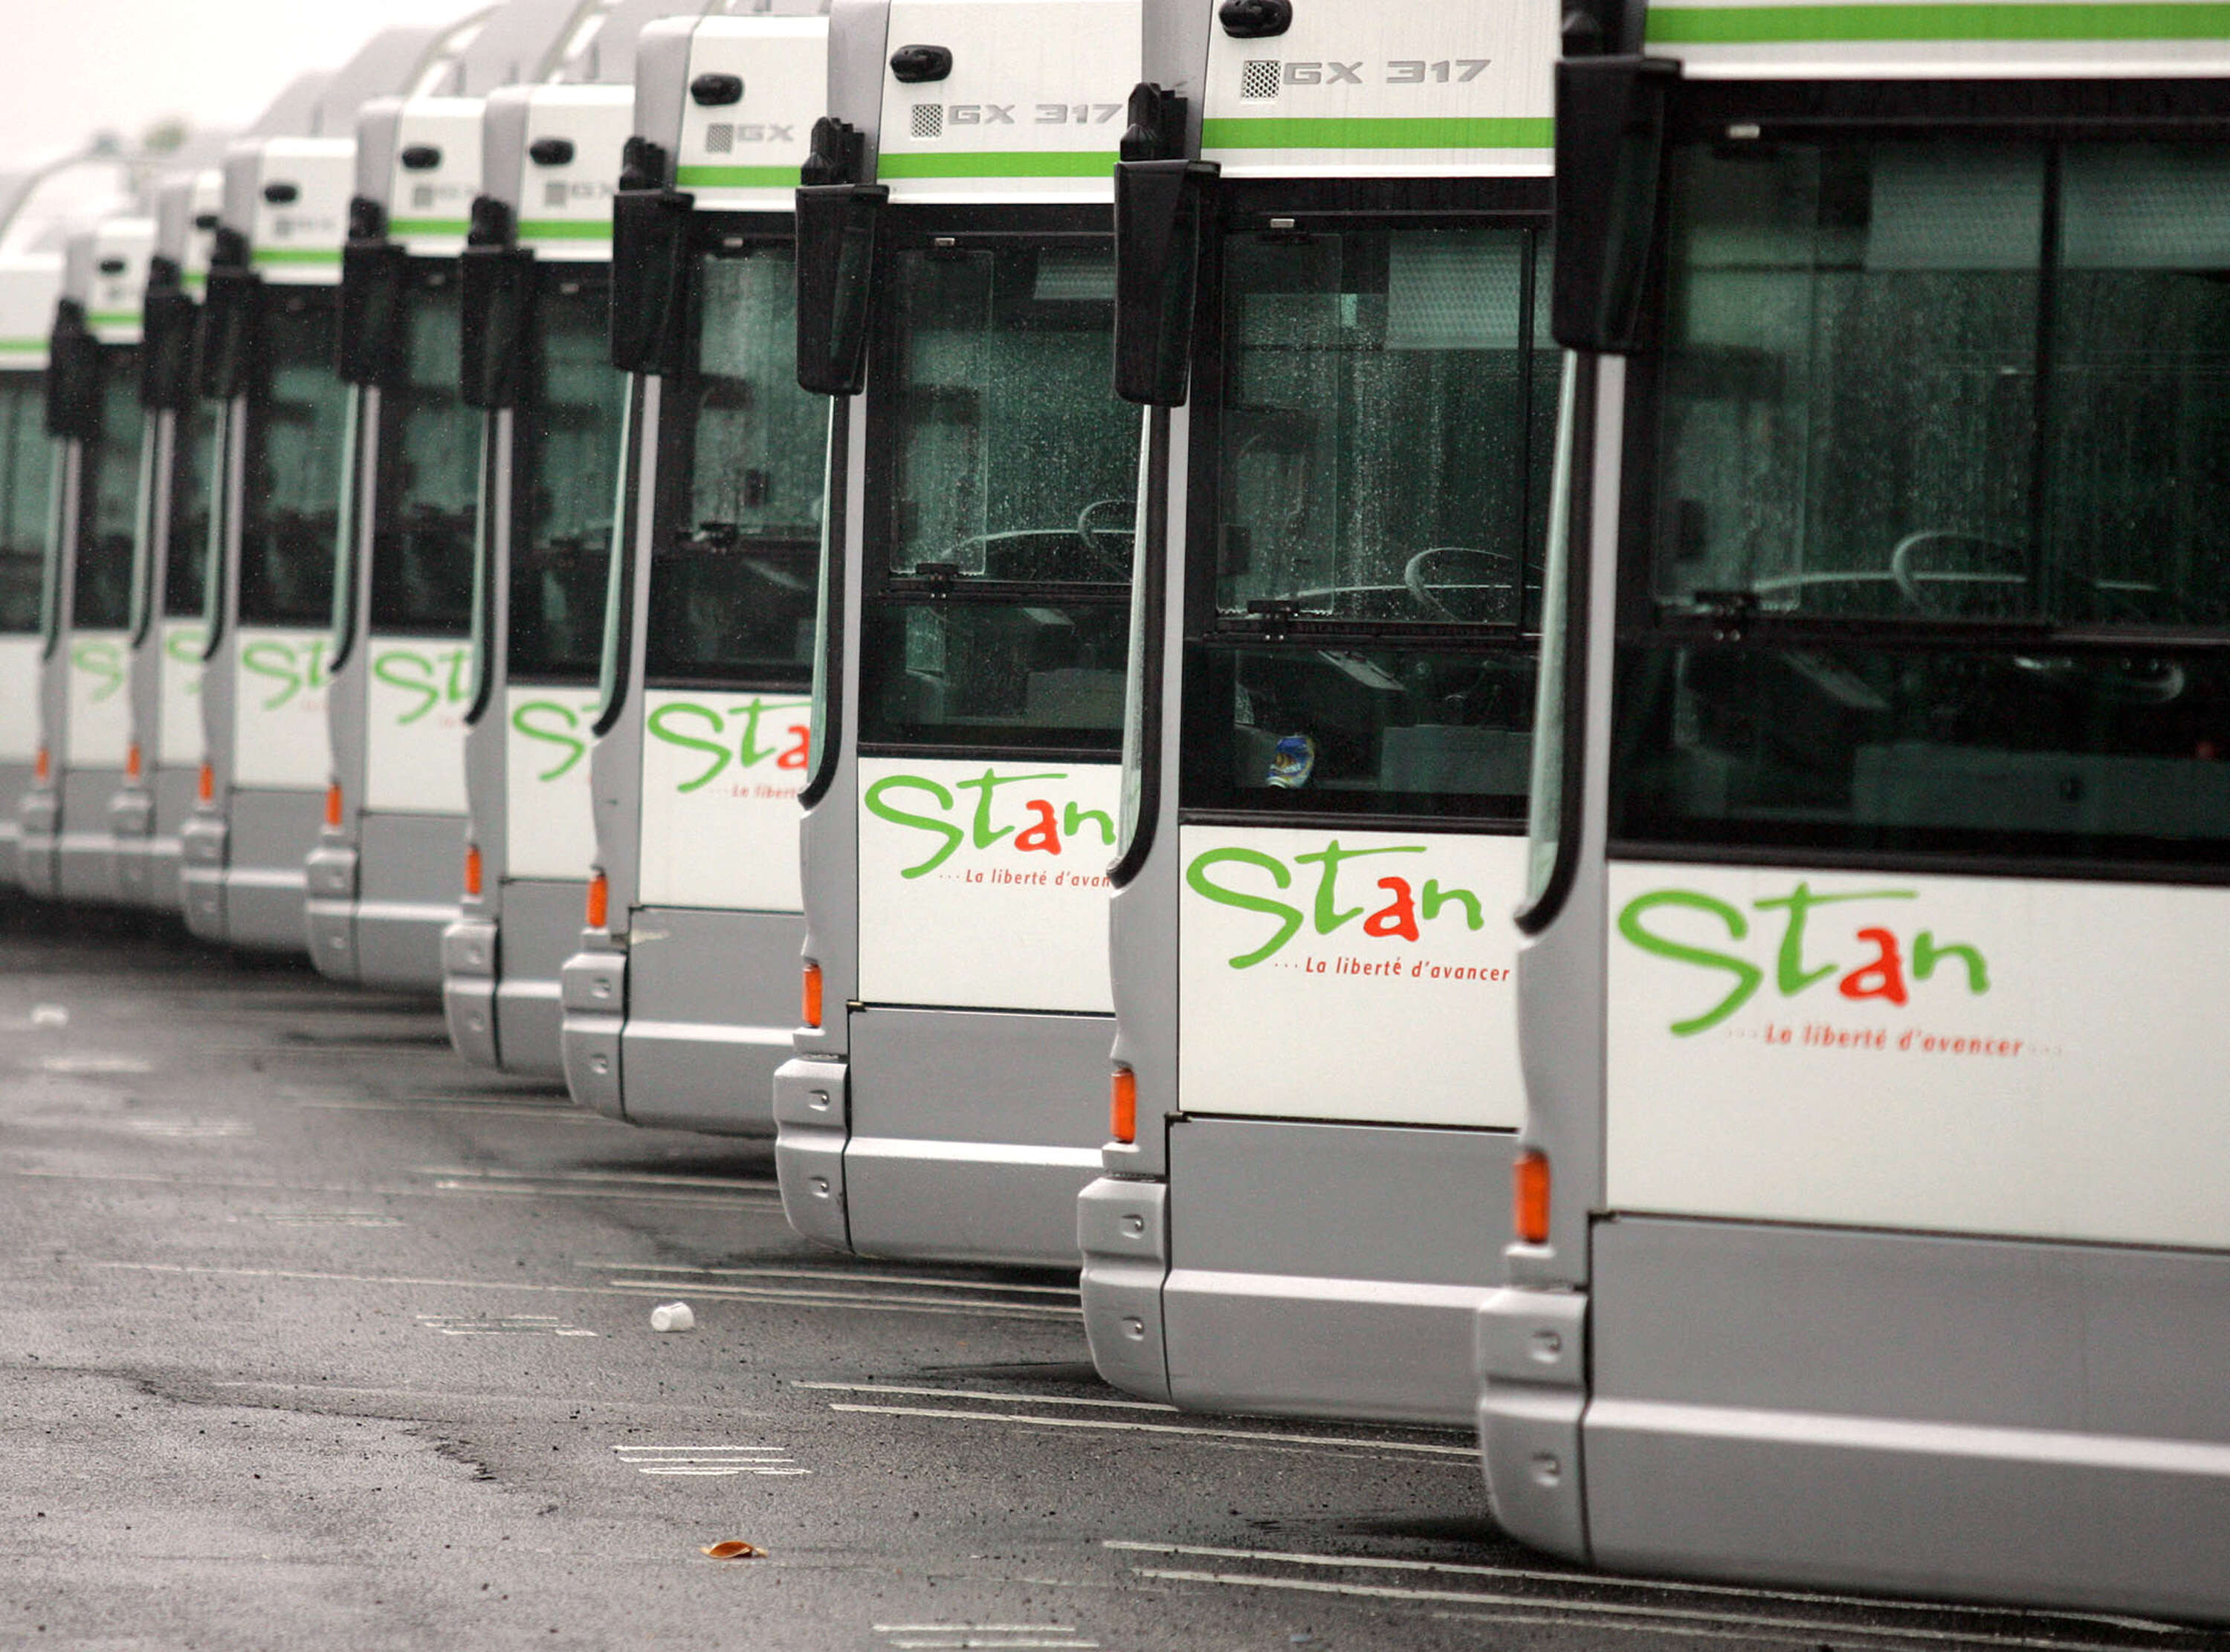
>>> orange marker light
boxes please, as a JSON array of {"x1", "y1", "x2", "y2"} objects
[
  {"x1": 126, "y1": 743, "x2": 141, "y2": 780},
  {"x1": 1110, "y1": 1066, "x2": 1137, "y2": 1145},
  {"x1": 33, "y1": 745, "x2": 48, "y2": 783},
  {"x1": 801, "y1": 961, "x2": 823, "y2": 1031},
  {"x1": 324, "y1": 782, "x2": 343, "y2": 828},
  {"x1": 196, "y1": 762, "x2": 213, "y2": 803},
  {"x1": 586, "y1": 870, "x2": 609, "y2": 930},
  {"x1": 462, "y1": 843, "x2": 482, "y2": 898},
  {"x1": 1513, "y1": 1149, "x2": 1551, "y2": 1246}
]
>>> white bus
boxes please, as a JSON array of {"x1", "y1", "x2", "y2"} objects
[
  {"x1": 182, "y1": 28, "x2": 470, "y2": 953},
  {"x1": 109, "y1": 171, "x2": 224, "y2": 912},
  {"x1": 19, "y1": 214, "x2": 152, "y2": 904},
  {"x1": 0, "y1": 253, "x2": 62, "y2": 887},
  {"x1": 1481, "y1": 1, "x2": 2230, "y2": 1620},
  {"x1": 1076, "y1": 0, "x2": 1557, "y2": 1424},
  {"x1": 775, "y1": 0, "x2": 1145, "y2": 1264},
  {"x1": 311, "y1": 0, "x2": 589, "y2": 989},
  {"x1": 560, "y1": 5, "x2": 833, "y2": 1135}
]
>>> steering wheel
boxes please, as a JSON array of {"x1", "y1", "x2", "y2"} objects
[
  {"x1": 1075, "y1": 498, "x2": 1133, "y2": 577},
  {"x1": 1403, "y1": 546, "x2": 1520, "y2": 622}
]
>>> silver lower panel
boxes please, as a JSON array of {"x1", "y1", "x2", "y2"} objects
[
  {"x1": 609, "y1": 907, "x2": 801, "y2": 1135},
  {"x1": 1147, "y1": 1118, "x2": 1513, "y2": 1427},
  {"x1": 490, "y1": 878, "x2": 584, "y2": 1078},
  {"x1": 442, "y1": 915, "x2": 500, "y2": 1069},
  {"x1": 210, "y1": 790, "x2": 322, "y2": 953},
  {"x1": 814, "y1": 1005, "x2": 1111, "y2": 1266},
  {"x1": 352, "y1": 812, "x2": 463, "y2": 990},
  {"x1": 53, "y1": 766, "x2": 126, "y2": 904},
  {"x1": 1575, "y1": 1215, "x2": 2230, "y2": 1622}
]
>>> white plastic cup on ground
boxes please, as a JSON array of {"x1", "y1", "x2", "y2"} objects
[{"x1": 650, "y1": 1301, "x2": 695, "y2": 1333}]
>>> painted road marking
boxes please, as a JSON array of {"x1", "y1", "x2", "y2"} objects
[
  {"x1": 295, "y1": 1099, "x2": 624, "y2": 1124},
  {"x1": 607, "y1": 1279, "x2": 1079, "y2": 1321},
  {"x1": 1119, "y1": 1557, "x2": 2189, "y2": 1652},
  {"x1": 826, "y1": 1402, "x2": 1476, "y2": 1461},
  {"x1": 612, "y1": 1444, "x2": 808, "y2": 1477},
  {"x1": 417, "y1": 1165, "x2": 781, "y2": 1193},
  {"x1": 795, "y1": 1382, "x2": 1174, "y2": 1413},
  {"x1": 1101, "y1": 1542, "x2": 2188, "y2": 1635},
  {"x1": 243, "y1": 1211, "x2": 405, "y2": 1228},
  {"x1": 124, "y1": 1118, "x2": 253, "y2": 1138},
  {"x1": 84, "y1": 1263, "x2": 1064, "y2": 1321},
  {"x1": 590, "y1": 1262, "x2": 1079, "y2": 1298},
  {"x1": 12, "y1": 1168, "x2": 780, "y2": 1211},
  {"x1": 873, "y1": 1626, "x2": 1096, "y2": 1651},
  {"x1": 418, "y1": 1313, "x2": 598, "y2": 1337},
  {"x1": 41, "y1": 1054, "x2": 153, "y2": 1075}
]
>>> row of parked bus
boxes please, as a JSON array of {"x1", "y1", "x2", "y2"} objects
[{"x1": 4, "y1": 0, "x2": 2226, "y2": 1623}]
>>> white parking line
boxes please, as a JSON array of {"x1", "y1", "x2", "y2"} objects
[
  {"x1": 418, "y1": 1165, "x2": 780, "y2": 1192},
  {"x1": 14, "y1": 1169, "x2": 778, "y2": 1209},
  {"x1": 826, "y1": 1402, "x2": 1478, "y2": 1460},
  {"x1": 591, "y1": 1263, "x2": 1079, "y2": 1298},
  {"x1": 795, "y1": 1382, "x2": 1174, "y2": 1413},
  {"x1": 295, "y1": 1100, "x2": 623, "y2": 1124},
  {"x1": 1102, "y1": 1543, "x2": 2187, "y2": 1635},
  {"x1": 872, "y1": 1626, "x2": 1096, "y2": 1651},
  {"x1": 613, "y1": 1443, "x2": 807, "y2": 1477},
  {"x1": 611, "y1": 1280, "x2": 1079, "y2": 1320},
  {"x1": 1129, "y1": 1569, "x2": 2174, "y2": 1652}
]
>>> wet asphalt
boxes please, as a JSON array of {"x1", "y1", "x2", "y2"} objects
[{"x1": 1, "y1": 899, "x2": 2225, "y2": 1652}]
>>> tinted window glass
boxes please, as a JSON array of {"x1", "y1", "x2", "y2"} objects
[
  {"x1": 647, "y1": 245, "x2": 823, "y2": 683},
  {"x1": 0, "y1": 372, "x2": 52, "y2": 633},
  {"x1": 71, "y1": 346, "x2": 143, "y2": 629},
  {"x1": 1620, "y1": 138, "x2": 2230, "y2": 867},
  {"x1": 859, "y1": 240, "x2": 1137, "y2": 751},
  {"x1": 238, "y1": 286, "x2": 345, "y2": 626},
  {"x1": 162, "y1": 401, "x2": 218, "y2": 619},
  {"x1": 506, "y1": 267, "x2": 624, "y2": 681},
  {"x1": 369, "y1": 268, "x2": 477, "y2": 635},
  {"x1": 1183, "y1": 222, "x2": 1557, "y2": 820}
]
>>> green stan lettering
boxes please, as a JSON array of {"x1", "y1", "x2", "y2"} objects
[
  {"x1": 647, "y1": 702, "x2": 730, "y2": 793},
  {"x1": 1619, "y1": 889, "x2": 1764, "y2": 1037},
  {"x1": 511, "y1": 700, "x2": 585, "y2": 781},
  {"x1": 1063, "y1": 801, "x2": 1115, "y2": 846},
  {"x1": 1291, "y1": 840, "x2": 1425, "y2": 935},
  {"x1": 372, "y1": 648, "x2": 439, "y2": 726},
  {"x1": 953, "y1": 768, "x2": 1065, "y2": 849},
  {"x1": 1421, "y1": 880, "x2": 1484, "y2": 930},
  {"x1": 240, "y1": 641, "x2": 301, "y2": 710},
  {"x1": 1913, "y1": 932, "x2": 1989, "y2": 994},
  {"x1": 864, "y1": 774, "x2": 963, "y2": 877},
  {"x1": 1187, "y1": 847, "x2": 1302, "y2": 969},
  {"x1": 73, "y1": 639, "x2": 124, "y2": 702}
]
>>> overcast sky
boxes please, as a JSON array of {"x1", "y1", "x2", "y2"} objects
[{"x1": 0, "y1": 0, "x2": 482, "y2": 165}]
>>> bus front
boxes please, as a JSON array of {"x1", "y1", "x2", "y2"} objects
[
  {"x1": 1079, "y1": 0, "x2": 1559, "y2": 1425},
  {"x1": 444, "y1": 82, "x2": 635, "y2": 1077},
  {"x1": 1481, "y1": 3, "x2": 2230, "y2": 1619},
  {"x1": 112, "y1": 172, "x2": 224, "y2": 912},
  {"x1": 775, "y1": 0, "x2": 1145, "y2": 1265},
  {"x1": 20, "y1": 217, "x2": 152, "y2": 904},
  {"x1": 0, "y1": 255, "x2": 62, "y2": 887},
  {"x1": 560, "y1": 10, "x2": 833, "y2": 1135}
]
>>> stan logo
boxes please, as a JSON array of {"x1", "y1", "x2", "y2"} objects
[
  {"x1": 511, "y1": 698, "x2": 596, "y2": 782},
  {"x1": 864, "y1": 768, "x2": 1114, "y2": 878},
  {"x1": 372, "y1": 645, "x2": 472, "y2": 726},
  {"x1": 1620, "y1": 881, "x2": 1989, "y2": 1037},
  {"x1": 647, "y1": 698, "x2": 809, "y2": 793},
  {"x1": 71, "y1": 637, "x2": 126, "y2": 702},
  {"x1": 240, "y1": 636, "x2": 332, "y2": 710},
  {"x1": 1186, "y1": 839, "x2": 1486, "y2": 969}
]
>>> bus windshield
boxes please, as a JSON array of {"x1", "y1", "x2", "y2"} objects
[
  {"x1": 646, "y1": 244, "x2": 821, "y2": 684},
  {"x1": 0, "y1": 372, "x2": 52, "y2": 633},
  {"x1": 506, "y1": 266, "x2": 624, "y2": 681},
  {"x1": 1183, "y1": 222, "x2": 1557, "y2": 820},
  {"x1": 1616, "y1": 135, "x2": 2230, "y2": 867},
  {"x1": 163, "y1": 401, "x2": 218, "y2": 619},
  {"x1": 859, "y1": 238, "x2": 1137, "y2": 750},
  {"x1": 369, "y1": 266, "x2": 476, "y2": 635},
  {"x1": 238, "y1": 286, "x2": 346, "y2": 628},
  {"x1": 72, "y1": 346, "x2": 143, "y2": 630}
]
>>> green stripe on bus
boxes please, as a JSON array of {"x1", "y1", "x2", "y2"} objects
[
  {"x1": 517, "y1": 219, "x2": 613, "y2": 241},
  {"x1": 0, "y1": 338, "x2": 42, "y2": 354},
  {"x1": 1202, "y1": 115, "x2": 1555, "y2": 149},
  {"x1": 1645, "y1": 2, "x2": 2230, "y2": 43},
  {"x1": 676, "y1": 164, "x2": 804, "y2": 188},
  {"x1": 252, "y1": 247, "x2": 341, "y2": 265},
  {"x1": 877, "y1": 150, "x2": 1119, "y2": 179},
  {"x1": 387, "y1": 217, "x2": 471, "y2": 236},
  {"x1": 88, "y1": 313, "x2": 139, "y2": 328}
]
